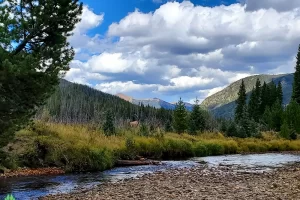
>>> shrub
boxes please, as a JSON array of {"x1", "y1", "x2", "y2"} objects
[{"x1": 193, "y1": 142, "x2": 208, "y2": 157}]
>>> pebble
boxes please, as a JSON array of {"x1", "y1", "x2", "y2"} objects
[{"x1": 41, "y1": 164, "x2": 300, "y2": 200}]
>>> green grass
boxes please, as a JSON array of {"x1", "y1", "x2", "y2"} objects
[{"x1": 3, "y1": 122, "x2": 300, "y2": 172}]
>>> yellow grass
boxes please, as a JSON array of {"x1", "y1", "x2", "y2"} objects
[{"x1": 10, "y1": 122, "x2": 300, "y2": 172}]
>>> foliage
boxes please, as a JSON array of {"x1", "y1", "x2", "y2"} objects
[
  {"x1": 235, "y1": 80, "x2": 247, "y2": 122},
  {"x1": 36, "y1": 80, "x2": 173, "y2": 127},
  {"x1": 188, "y1": 98, "x2": 206, "y2": 134},
  {"x1": 164, "y1": 120, "x2": 173, "y2": 132},
  {"x1": 292, "y1": 44, "x2": 300, "y2": 104},
  {"x1": 139, "y1": 123, "x2": 150, "y2": 137},
  {"x1": 248, "y1": 79, "x2": 261, "y2": 121},
  {"x1": 2, "y1": 122, "x2": 300, "y2": 172},
  {"x1": 285, "y1": 100, "x2": 300, "y2": 133},
  {"x1": 173, "y1": 98, "x2": 188, "y2": 134},
  {"x1": 103, "y1": 111, "x2": 116, "y2": 136},
  {"x1": 0, "y1": 0, "x2": 82, "y2": 143},
  {"x1": 280, "y1": 120, "x2": 290, "y2": 139}
]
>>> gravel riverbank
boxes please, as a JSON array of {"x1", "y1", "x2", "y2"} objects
[{"x1": 42, "y1": 163, "x2": 300, "y2": 200}]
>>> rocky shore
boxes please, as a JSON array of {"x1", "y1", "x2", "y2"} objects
[{"x1": 42, "y1": 163, "x2": 300, "y2": 200}]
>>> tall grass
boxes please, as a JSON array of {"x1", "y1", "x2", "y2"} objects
[{"x1": 7, "y1": 122, "x2": 300, "y2": 172}]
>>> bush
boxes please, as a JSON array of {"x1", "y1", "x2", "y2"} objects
[
  {"x1": 193, "y1": 142, "x2": 208, "y2": 157},
  {"x1": 204, "y1": 142, "x2": 225, "y2": 156}
]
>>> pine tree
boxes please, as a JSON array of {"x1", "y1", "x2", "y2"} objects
[
  {"x1": 262, "y1": 106, "x2": 273, "y2": 130},
  {"x1": 280, "y1": 120, "x2": 290, "y2": 139},
  {"x1": 248, "y1": 87, "x2": 256, "y2": 120},
  {"x1": 0, "y1": 0, "x2": 82, "y2": 136},
  {"x1": 277, "y1": 81, "x2": 283, "y2": 106},
  {"x1": 259, "y1": 82, "x2": 269, "y2": 115},
  {"x1": 269, "y1": 80, "x2": 277, "y2": 107},
  {"x1": 270, "y1": 100, "x2": 283, "y2": 132},
  {"x1": 248, "y1": 79, "x2": 261, "y2": 121},
  {"x1": 164, "y1": 120, "x2": 173, "y2": 132},
  {"x1": 173, "y1": 97, "x2": 188, "y2": 134},
  {"x1": 188, "y1": 98, "x2": 206, "y2": 135},
  {"x1": 285, "y1": 100, "x2": 300, "y2": 133},
  {"x1": 226, "y1": 121, "x2": 238, "y2": 137},
  {"x1": 103, "y1": 111, "x2": 115, "y2": 136},
  {"x1": 235, "y1": 80, "x2": 247, "y2": 123},
  {"x1": 238, "y1": 106, "x2": 257, "y2": 138},
  {"x1": 292, "y1": 44, "x2": 300, "y2": 104}
]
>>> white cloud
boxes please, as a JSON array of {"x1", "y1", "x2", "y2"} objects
[
  {"x1": 74, "y1": 6, "x2": 104, "y2": 34},
  {"x1": 68, "y1": 6, "x2": 107, "y2": 56},
  {"x1": 158, "y1": 76, "x2": 213, "y2": 93},
  {"x1": 64, "y1": 60, "x2": 110, "y2": 85},
  {"x1": 67, "y1": 1, "x2": 300, "y2": 102},
  {"x1": 95, "y1": 81, "x2": 157, "y2": 94}
]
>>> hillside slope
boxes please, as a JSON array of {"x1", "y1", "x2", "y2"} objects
[
  {"x1": 201, "y1": 74, "x2": 294, "y2": 118},
  {"x1": 36, "y1": 80, "x2": 172, "y2": 125}
]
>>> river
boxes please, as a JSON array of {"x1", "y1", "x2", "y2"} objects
[{"x1": 0, "y1": 153, "x2": 299, "y2": 200}]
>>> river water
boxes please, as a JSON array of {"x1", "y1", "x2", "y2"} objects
[{"x1": 0, "y1": 153, "x2": 299, "y2": 200}]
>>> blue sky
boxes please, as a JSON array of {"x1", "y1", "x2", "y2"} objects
[
  {"x1": 81, "y1": 0, "x2": 240, "y2": 36},
  {"x1": 65, "y1": 0, "x2": 300, "y2": 103}
]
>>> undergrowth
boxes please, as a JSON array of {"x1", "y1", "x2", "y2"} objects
[{"x1": 2, "y1": 122, "x2": 300, "y2": 172}]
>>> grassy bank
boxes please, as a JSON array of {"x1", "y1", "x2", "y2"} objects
[{"x1": 2, "y1": 122, "x2": 300, "y2": 172}]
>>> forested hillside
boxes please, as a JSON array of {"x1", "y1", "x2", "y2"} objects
[
  {"x1": 36, "y1": 80, "x2": 173, "y2": 126},
  {"x1": 201, "y1": 74, "x2": 293, "y2": 118}
]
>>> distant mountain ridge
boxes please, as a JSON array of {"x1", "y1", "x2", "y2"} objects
[
  {"x1": 201, "y1": 73, "x2": 294, "y2": 118},
  {"x1": 116, "y1": 93, "x2": 193, "y2": 111}
]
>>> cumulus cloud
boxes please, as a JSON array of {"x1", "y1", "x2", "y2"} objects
[
  {"x1": 68, "y1": 6, "x2": 109, "y2": 58},
  {"x1": 95, "y1": 81, "x2": 157, "y2": 94},
  {"x1": 67, "y1": 1, "x2": 300, "y2": 102}
]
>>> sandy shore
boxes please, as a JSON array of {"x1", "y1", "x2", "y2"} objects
[{"x1": 42, "y1": 163, "x2": 300, "y2": 200}]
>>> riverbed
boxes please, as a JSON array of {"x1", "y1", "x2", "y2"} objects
[{"x1": 1, "y1": 153, "x2": 300, "y2": 200}]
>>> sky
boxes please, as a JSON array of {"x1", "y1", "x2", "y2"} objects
[{"x1": 65, "y1": 0, "x2": 300, "y2": 103}]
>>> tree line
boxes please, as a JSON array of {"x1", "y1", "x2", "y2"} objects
[
  {"x1": 227, "y1": 45, "x2": 300, "y2": 139},
  {"x1": 36, "y1": 79, "x2": 173, "y2": 129}
]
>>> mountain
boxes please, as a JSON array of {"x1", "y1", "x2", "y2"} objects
[
  {"x1": 36, "y1": 80, "x2": 173, "y2": 124},
  {"x1": 116, "y1": 93, "x2": 193, "y2": 111},
  {"x1": 201, "y1": 73, "x2": 294, "y2": 118}
]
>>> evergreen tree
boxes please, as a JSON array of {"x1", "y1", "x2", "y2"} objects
[
  {"x1": 103, "y1": 111, "x2": 115, "y2": 136},
  {"x1": 268, "y1": 80, "x2": 277, "y2": 107},
  {"x1": 292, "y1": 44, "x2": 300, "y2": 104},
  {"x1": 164, "y1": 120, "x2": 173, "y2": 132},
  {"x1": 0, "y1": 0, "x2": 82, "y2": 136},
  {"x1": 188, "y1": 98, "x2": 206, "y2": 135},
  {"x1": 226, "y1": 121, "x2": 238, "y2": 137},
  {"x1": 220, "y1": 119, "x2": 228, "y2": 133},
  {"x1": 235, "y1": 80, "x2": 247, "y2": 122},
  {"x1": 248, "y1": 79, "x2": 262, "y2": 121},
  {"x1": 262, "y1": 106, "x2": 272, "y2": 130},
  {"x1": 173, "y1": 98, "x2": 188, "y2": 134},
  {"x1": 259, "y1": 82, "x2": 269, "y2": 115},
  {"x1": 277, "y1": 81, "x2": 283, "y2": 106},
  {"x1": 238, "y1": 106, "x2": 257, "y2": 138},
  {"x1": 285, "y1": 100, "x2": 300, "y2": 133},
  {"x1": 248, "y1": 87, "x2": 256, "y2": 120},
  {"x1": 280, "y1": 120, "x2": 290, "y2": 139},
  {"x1": 270, "y1": 100, "x2": 283, "y2": 132}
]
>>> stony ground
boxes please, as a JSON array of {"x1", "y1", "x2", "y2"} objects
[{"x1": 41, "y1": 163, "x2": 300, "y2": 200}]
